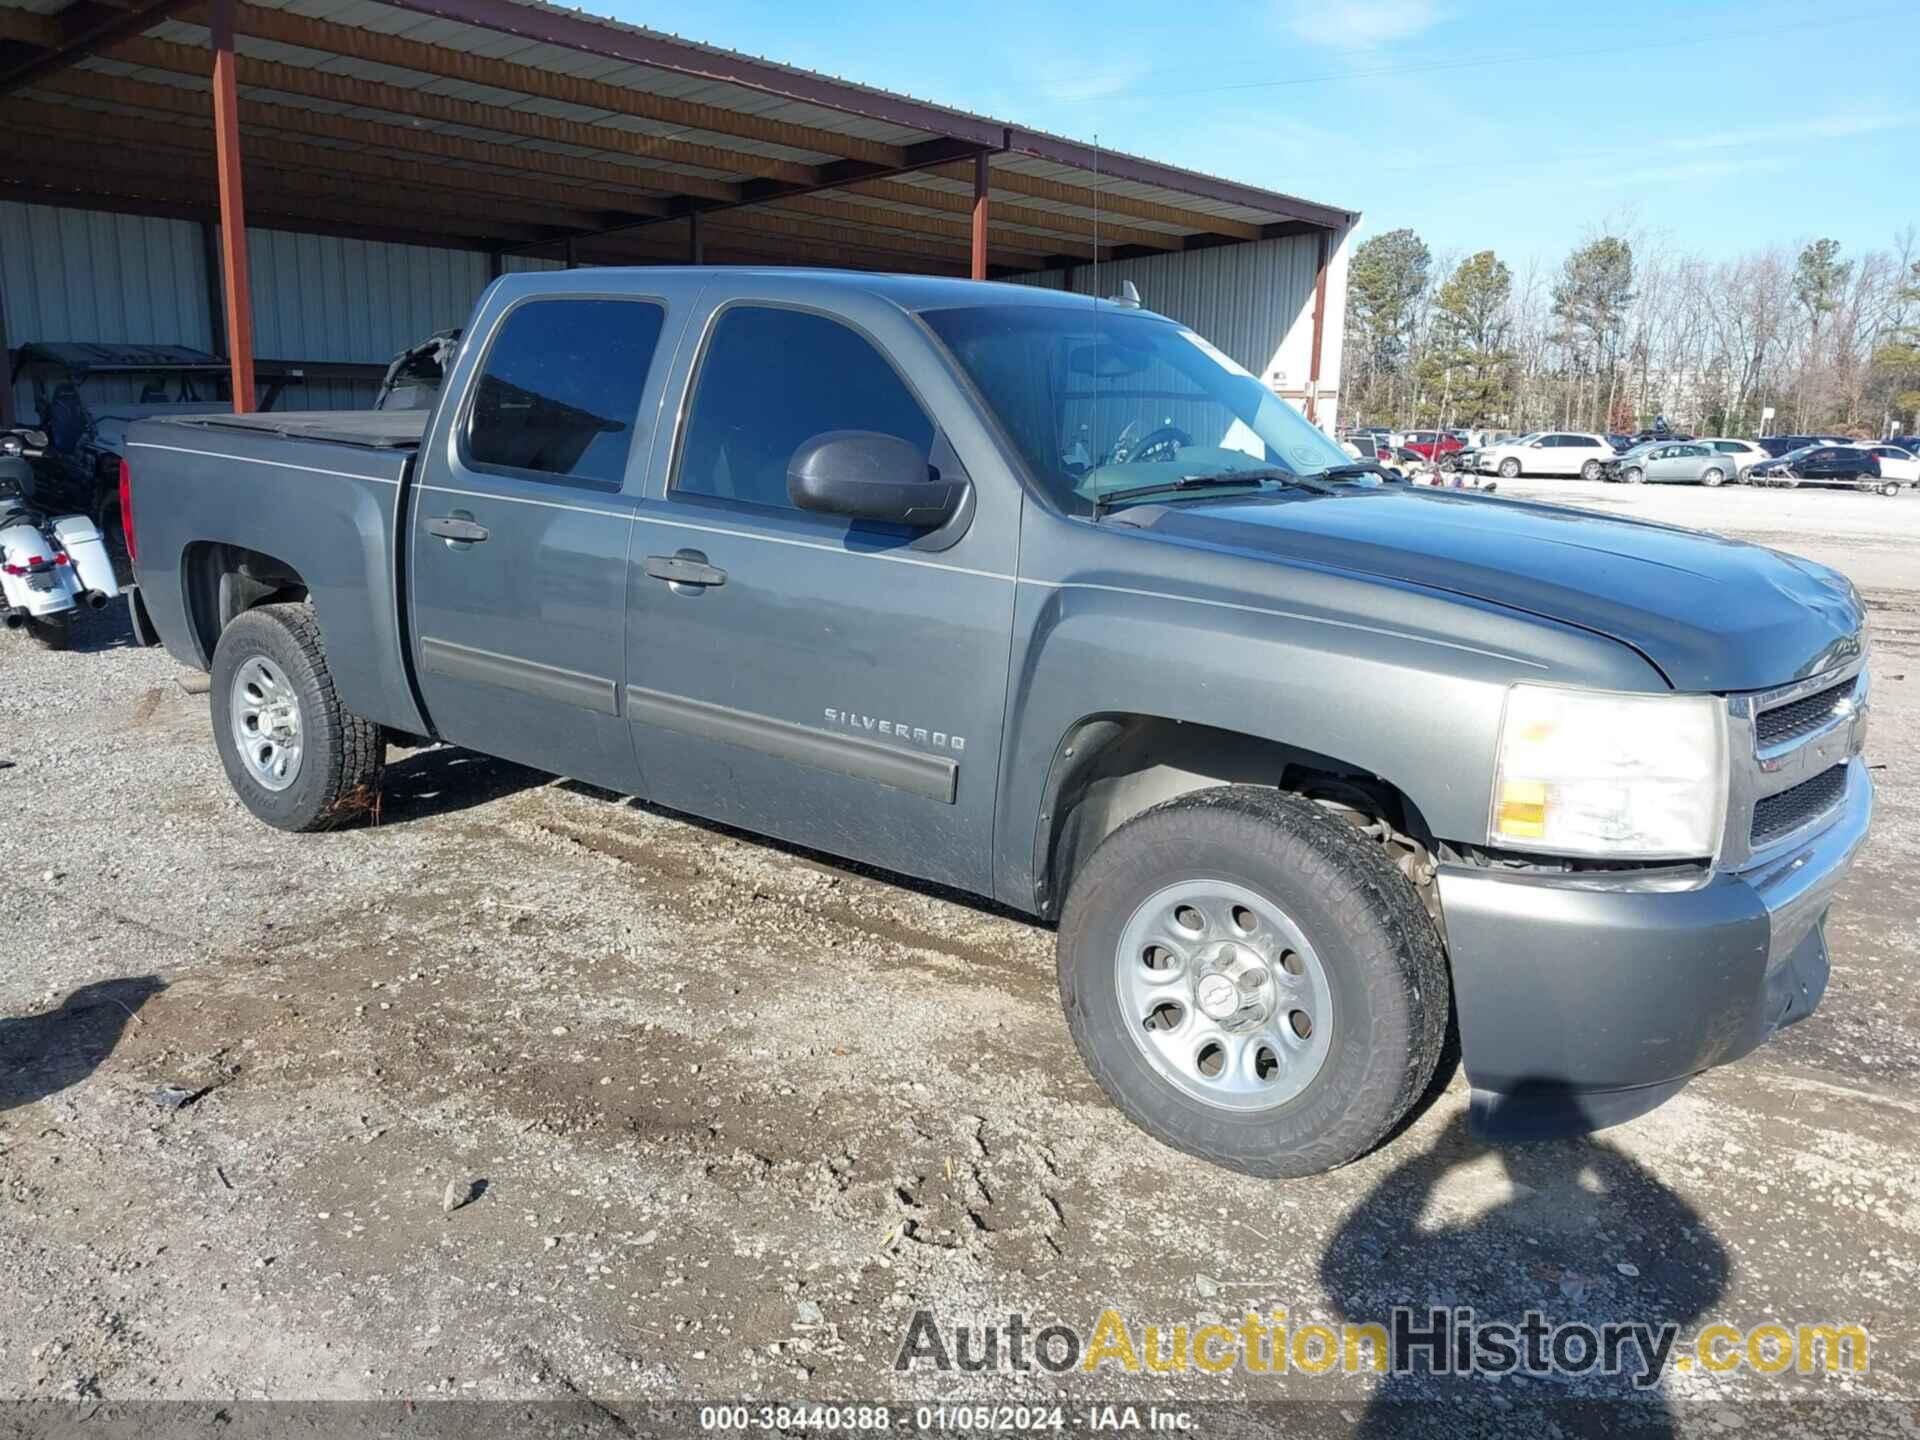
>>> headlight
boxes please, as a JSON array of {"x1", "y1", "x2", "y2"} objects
[
  {"x1": 0, "y1": 435, "x2": 20, "y2": 457},
  {"x1": 1490, "y1": 684, "x2": 1727, "y2": 859}
]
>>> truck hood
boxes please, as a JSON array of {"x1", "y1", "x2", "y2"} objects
[{"x1": 1125, "y1": 487, "x2": 1863, "y2": 691}]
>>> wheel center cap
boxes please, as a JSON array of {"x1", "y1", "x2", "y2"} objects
[{"x1": 1197, "y1": 974, "x2": 1238, "y2": 1019}]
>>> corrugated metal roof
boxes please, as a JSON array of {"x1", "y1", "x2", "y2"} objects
[{"x1": 0, "y1": 0, "x2": 1355, "y2": 276}]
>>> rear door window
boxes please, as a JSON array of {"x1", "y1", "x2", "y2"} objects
[
  {"x1": 673, "y1": 305, "x2": 934, "y2": 513},
  {"x1": 465, "y1": 298, "x2": 665, "y2": 488}
]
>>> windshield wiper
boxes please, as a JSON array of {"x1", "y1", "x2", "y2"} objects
[
  {"x1": 1090, "y1": 469, "x2": 1328, "y2": 519},
  {"x1": 1309, "y1": 461, "x2": 1395, "y2": 483}
]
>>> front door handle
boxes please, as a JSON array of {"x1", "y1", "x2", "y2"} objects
[
  {"x1": 427, "y1": 515, "x2": 490, "y2": 544},
  {"x1": 644, "y1": 550, "x2": 727, "y2": 591}
]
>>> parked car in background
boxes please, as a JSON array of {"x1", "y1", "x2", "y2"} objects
[
  {"x1": 1603, "y1": 441, "x2": 1736, "y2": 486},
  {"x1": 1695, "y1": 437, "x2": 1770, "y2": 479},
  {"x1": 1756, "y1": 433, "x2": 1854, "y2": 458},
  {"x1": 1475, "y1": 431, "x2": 1615, "y2": 480},
  {"x1": 1860, "y1": 443, "x2": 1918, "y2": 488},
  {"x1": 1607, "y1": 433, "x2": 1636, "y2": 452},
  {"x1": 1399, "y1": 430, "x2": 1465, "y2": 462},
  {"x1": 1748, "y1": 445, "x2": 1891, "y2": 493}
]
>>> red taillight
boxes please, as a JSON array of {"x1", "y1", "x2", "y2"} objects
[{"x1": 118, "y1": 458, "x2": 136, "y2": 563}]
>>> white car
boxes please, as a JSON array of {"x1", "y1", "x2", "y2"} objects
[
  {"x1": 1862, "y1": 443, "x2": 1919, "y2": 487},
  {"x1": 1475, "y1": 431, "x2": 1616, "y2": 480},
  {"x1": 1695, "y1": 437, "x2": 1771, "y2": 480}
]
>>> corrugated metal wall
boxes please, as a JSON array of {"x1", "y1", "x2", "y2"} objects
[
  {"x1": 2, "y1": 200, "x2": 520, "y2": 417},
  {"x1": 4, "y1": 196, "x2": 1346, "y2": 430},
  {"x1": 1004, "y1": 229, "x2": 1348, "y2": 430}
]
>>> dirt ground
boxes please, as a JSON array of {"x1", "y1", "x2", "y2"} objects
[{"x1": 1, "y1": 480, "x2": 1916, "y2": 1432}]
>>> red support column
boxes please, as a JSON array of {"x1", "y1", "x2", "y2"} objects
[
  {"x1": 1305, "y1": 228, "x2": 1330, "y2": 424},
  {"x1": 969, "y1": 151, "x2": 989, "y2": 280},
  {"x1": 209, "y1": 0, "x2": 256, "y2": 413}
]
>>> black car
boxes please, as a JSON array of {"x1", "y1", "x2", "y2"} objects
[
  {"x1": 1755, "y1": 433, "x2": 1853, "y2": 458},
  {"x1": 1747, "y1": 444, "x2": 1888, "y2": 492}
]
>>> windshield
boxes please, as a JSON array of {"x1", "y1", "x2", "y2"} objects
[{"x1": 922, "y1": 303, "x2": 1358, "y2": 514}]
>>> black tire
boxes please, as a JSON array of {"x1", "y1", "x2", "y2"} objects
[
  {"x1": 210, "y1": 603, "x2": 384, "y2": 832},
  {"x1": 26, "y1": 613, "x2": 72, "y2": 650},
  {"x1": 1624, "y1": 466, "x2": 1645, "y2": 484},
  {"x1": 1056, "y1": 785, "x2": 1450, "y2": 1178},
  {"x1": 1581, "y1": 459, "x2": 1603, "y2": 480},
  {"x1": 1498, "y1": 457, "x2": 1520, "y2": 479},
  {"x1": 1702, "y1": 467, "x2": 1725, "y2": 488}
]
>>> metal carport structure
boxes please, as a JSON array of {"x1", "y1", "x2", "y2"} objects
[{"x1": 0, "y1": 0, "x2": 1355, "y2": 420}]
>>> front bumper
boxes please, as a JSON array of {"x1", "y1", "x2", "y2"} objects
[{"x1": 1437, "y1": 758, "x2": 1872, "y2": 1139}]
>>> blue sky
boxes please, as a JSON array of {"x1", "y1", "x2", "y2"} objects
[{"x1": 608, "y1": 0, "x2": 1916, "y2": 266}]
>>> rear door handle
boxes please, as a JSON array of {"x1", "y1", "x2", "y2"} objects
[
  {"x1": 644, "y1": 551, "x2": 727, "y2": 590},
  {"x1": 427, "y1": 515, "x2": 490, "y2": 543}
]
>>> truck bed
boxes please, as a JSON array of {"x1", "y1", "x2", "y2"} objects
[{"x1": 179, "y1": 409, "x2": 428, "y2": 450}]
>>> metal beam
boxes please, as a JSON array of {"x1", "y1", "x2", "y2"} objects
[
  {"x1": 38, "y1": 69, "x2": 720, "y2": 202},
  {"x1": 771, "y1": 192, "x2": 1082, "y2": 262},
  {"x1": 105, "y1": 33, "x2": 826, "y2": 188},
  {"x1": 1, "y1": 101, "x2": 668, "y2": 224},
  {"x1": 842, "y1": 177, "x2": 1180, "y2": 252},
  {"x1": 8, "y1": 146, "x2": 579, "y2": 245},
  {"x1": 970, "y1": 152, "x2": 988, "y2": 281},
  {"x1": 209, "y1": 0, "x2": 254, "y2": 413},
  {"x1": 216, "y1": 1, "x2": 909, "y2": 168},
  {"x1": 372, "y1": 0, "x2": 1007, "y2": 148},
  {"x1": 1307, "y1": 228, "x2": 1331, "y2": 425},
  {"x1": 1003, "y1": 130, "x2": 1353, "y2": 232},
  {"x1": 928, "y1": 161, "x2": 1266, "y2": 242},
  {"x1": 0, "y1": 0, "x2": 195, "y2": 96},
  {"x1": 0, "y1": 179, "x2": 530, "y2": 253}
]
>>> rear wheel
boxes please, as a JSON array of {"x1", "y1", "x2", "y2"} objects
[
  {"x1": 1580, "y1": 459, "x2": 1603, "y2": 481},
  {"x1": 1056, "y1": 786, "x2": 1449, "y2": 1178},
  {"x1": 1702, "y1": 467, "x2": 1725, "y2": 488},
  {"x1": 210, "y1": 603, "x2": 384, "y2": 832},
  {"x1": 1498, "y1": 457, "x2": 1521, "y2": 479}
]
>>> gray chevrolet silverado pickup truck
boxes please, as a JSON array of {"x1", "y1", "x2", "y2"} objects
[{"x1": 121, "y1": 269, "x2": 1873, "y2": 1177}]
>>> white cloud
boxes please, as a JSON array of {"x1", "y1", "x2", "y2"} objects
[
  {"x1": 1670, "y1": 110, "x2": 1917, "y2": 153},
  {"x1": 1033, "y1": 57, "x2": 1153, "y2": 104},
  {"x1": 1279, "y1": 0, "x2": 1439, "y2": 49}
]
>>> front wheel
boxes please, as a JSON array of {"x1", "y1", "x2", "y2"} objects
[
  {"x1": 210, "y1": 603, "x2": 384, "y2": 832},
  {"x1": 1624, "y1": 466, "x2": 1645, "y2": 484},
  {"x1": 1056, "y1": 786, "x2": 1450, "y2": 1178},
  {"x1": 1702, "y1": 467, "x2": 1725, "y2": 488},
  {"x1": 1580, "y1": 459, "x2": 1603, "y2": 481},
  {"x1": 1880, "y1": 480, "x2": 1901, "y2": 497},
  {"x1": 1498, "y1": 458, "x2": 1521, "y2": 479}
]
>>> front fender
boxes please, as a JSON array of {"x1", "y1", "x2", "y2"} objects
[{"x1": 990, "y1": 504, "x2": 1667, "y2": 913}]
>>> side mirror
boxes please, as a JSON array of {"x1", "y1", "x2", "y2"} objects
[{"x1": 787, "y1": 430, "x2": 969, "y2": 529}]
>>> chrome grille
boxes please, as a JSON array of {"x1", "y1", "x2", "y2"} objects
[
  {"x1": 1755, "y1": 680, "x2": 1852, "y2": 748},
  {"x1": 1751, "y1": 765, "x2": 1848, "y2": 847},
  {"x1": 1722, "y1": 658, "x2": 1866, "y2": 868}
]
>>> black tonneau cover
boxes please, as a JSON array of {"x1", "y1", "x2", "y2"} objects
[{"x1": 183, "y1": 409, "x2": 427, "y2": 450}]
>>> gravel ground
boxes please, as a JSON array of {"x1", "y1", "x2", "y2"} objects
[{"x1": 1, "y1": 482, "x2": 1916, "y2": 1433}]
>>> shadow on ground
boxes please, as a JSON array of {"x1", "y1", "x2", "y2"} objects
[
  {"x1": 375, "y1": 746, "x2": 547, "y2": 825},
  {"x1": 0, "y1": 975, "x2": 164, "y2": 1112},
  {"x1": 1322, "y1": 1094, "x2": 1728, "y2": 1437}
]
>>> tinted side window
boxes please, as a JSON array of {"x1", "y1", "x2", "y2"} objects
[
  {"x1": 675, "y1": 306, "x2": 934, "y2": 512},
  {"x1": 467, "y1": 298, "x2": 665, "y2": 488}
]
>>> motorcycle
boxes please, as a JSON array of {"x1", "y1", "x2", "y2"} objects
[{"x1": 1, "y1": 425, "x2": 119, "y2": 650}]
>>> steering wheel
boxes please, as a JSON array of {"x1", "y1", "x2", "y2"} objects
[{"x1": 1124, "y1": 424, "x2": 1193, "y2": 465}]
